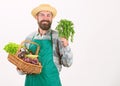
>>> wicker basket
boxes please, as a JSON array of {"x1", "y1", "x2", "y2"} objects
[{"x1": 7, "y1": 40, "x2": 42, "y2": 74}]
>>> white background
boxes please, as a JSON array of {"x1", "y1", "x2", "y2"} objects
[{"x1": 0, "y1": 0, "x2": 120, "y2": 86}]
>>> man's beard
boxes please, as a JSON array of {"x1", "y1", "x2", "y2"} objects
[{"x1": 38, "y1": 20, "x2": 52, "y2": 30}]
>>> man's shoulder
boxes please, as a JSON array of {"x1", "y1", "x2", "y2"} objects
[
  {"x1": 51, "y1": 30, "x2": 59, "y2": 38},
  {"x1": 25, "y1": 31, "x2": 37, "y2": 40},
  {"x1": 51, "y1": 30, "x2": 57, "y2": 34},
  {"x1": 28, "y1": 31, "x2": 37, "y2": 37}
]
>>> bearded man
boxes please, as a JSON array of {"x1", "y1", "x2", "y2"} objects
[{"x1": 17, "y1": 4, "x2": 73, "y2": 86}]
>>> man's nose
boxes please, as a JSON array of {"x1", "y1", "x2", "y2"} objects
[{"x1": 43, "y1": 15, "x2": 49, "y2": 20}]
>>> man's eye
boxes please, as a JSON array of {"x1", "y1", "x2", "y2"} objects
[
  {"x1": 40, "y1": 14, "x2": 44, "y2": 16},
  {"x1": 47, "y1": 14, "x2": 52, "y2": 17}
]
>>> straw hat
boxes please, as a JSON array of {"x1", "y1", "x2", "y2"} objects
[{"x1": 31, "y1": 4, "x2": 57, "y2": 18}]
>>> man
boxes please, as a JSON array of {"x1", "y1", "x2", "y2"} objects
[{"x1": 18, "y1": 4, "x2": 73, "y2": 86}]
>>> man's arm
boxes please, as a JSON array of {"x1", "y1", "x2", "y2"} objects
[{"x1": 58, "y1": 38, "x2": 73, "y2": 67}]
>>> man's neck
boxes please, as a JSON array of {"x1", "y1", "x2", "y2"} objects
[{"x1": 38, "y1": 28, "x2": 48, "y2": 36}]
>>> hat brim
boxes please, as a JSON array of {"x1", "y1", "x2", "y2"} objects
[{"x1": 31, "y1": 4, "x2": 57, "y2": 19}]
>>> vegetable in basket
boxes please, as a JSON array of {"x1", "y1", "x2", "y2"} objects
[
  {"x1": 3, "y1": 42, "x2": 19, "y2": 55},
  {"x1": 55, "y1": 19, "x2": 75, "y2": 42},
  {"x1": 3, "y1": 42, "x2": 39, "y2": 65}
]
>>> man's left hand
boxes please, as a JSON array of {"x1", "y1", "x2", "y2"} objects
[{"x1": 60, "y1": 37, "x2": 69, "y2": 47}]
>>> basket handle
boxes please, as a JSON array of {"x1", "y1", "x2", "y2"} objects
[{"x1": 16, "y1": 40, "x2": 40, "y2": 55}]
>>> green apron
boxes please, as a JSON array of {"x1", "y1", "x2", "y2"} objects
[{"x1": 25, "y1": 33, "x2": 62, "y2": 86}]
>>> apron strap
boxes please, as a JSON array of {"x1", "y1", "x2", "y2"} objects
[
  {"x1": 50, "y1": 30, "x2": 53, "y2": 47},
  {"x1": 32, "y1": 30, "x2": 53, "y2": 46}
]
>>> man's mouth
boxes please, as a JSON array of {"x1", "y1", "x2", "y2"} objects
[{"x1": 42, "y1": 21, "x2": 48, "y2": 23}]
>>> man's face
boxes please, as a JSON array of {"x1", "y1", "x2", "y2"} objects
[{"x1": 36, "y1": 11, "x2": 53, "y2": 30}]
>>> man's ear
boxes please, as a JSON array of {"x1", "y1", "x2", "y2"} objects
[{"x1": 35, "y1": 15, "x2": 38, "y2": 20}]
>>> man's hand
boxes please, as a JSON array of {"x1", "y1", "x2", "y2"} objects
[
  {"x1": 16, "y1": 67, "x2": 32, "y2": 74},
  {"x1": 60, "y1": 37, "x2": 69, "y2": 47}
]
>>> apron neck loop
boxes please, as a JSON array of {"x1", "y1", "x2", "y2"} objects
[{"x1": 50, "y1": 31, "x2": 53, "y2": 47}]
